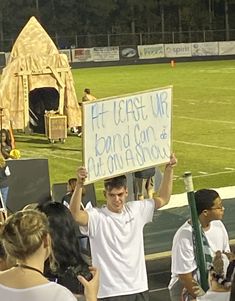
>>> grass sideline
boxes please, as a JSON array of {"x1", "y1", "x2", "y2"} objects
[{"x1": 13, "y1": 60, "x2": 235, "y2": 203}]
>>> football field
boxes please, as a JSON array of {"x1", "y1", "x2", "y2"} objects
[{"x1": 15, "y1": 59, "x2": 235, "y2": 201}]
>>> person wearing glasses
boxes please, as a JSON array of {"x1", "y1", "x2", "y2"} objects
[{"x1": 168, "y1": 189, "x2": 230, "y2": 301}]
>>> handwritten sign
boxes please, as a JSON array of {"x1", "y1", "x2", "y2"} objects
[{"x1": 83, "y1": 87, "x2": 172, "y2": 183}]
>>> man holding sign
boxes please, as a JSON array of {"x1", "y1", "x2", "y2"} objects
[{"x1": 70, "y1": 153, "x2": 177, "y2": 301}]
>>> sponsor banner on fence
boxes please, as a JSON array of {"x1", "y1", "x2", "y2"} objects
[
  {"x1": 192, "y1": 42, "x2": 219, "y2": 56},
  {"x1": 219, "y1": 41, "x2": 235, "y2": 55},
  {"x1": 137, "y1": 44, "x2": 164, "y2": 59},
  {"x1": 93, "y1": 47, "x2": 119, "y2": 62},
  {"x1": 164, "y1": 43, "x2": 191, "y2": 57},
  {"x1": 72, "y1": 48, "x2": 93, "y2": 62},
  {"x1": 120, "y1": 46, "x2": 138, "y2": 59},
  {"x1": 59, "y1": 49, "x2": 72, "y2": 62}
]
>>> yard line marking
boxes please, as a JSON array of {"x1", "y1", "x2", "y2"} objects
[
  {"x1": 198, "y1": 171, "x2": 208, "y2": 175},
  {"x1": 149, "y1": 287, "x2": 168, "y2": 292},
  {"x1": 183, "y1": 170, "x2": 235, "y2": 179},
  {"x1": 22, "y1": 150, "x2": 82, "y2": 162},
  {"x1": 176, "y1": 116, "x2": 235, "y2": 124},
  {"x1": 225, "y1": 167, "x2": 235, "y2": 170},
  {"x1": 177, "y1": 115, "x2": 235, "y2": 124},
  {"x1": 174, "y1": 140, "x2": 235, "y2": 151},
  {"x1": 159, "y1": 185, "x2": 235, "y2": 210}
]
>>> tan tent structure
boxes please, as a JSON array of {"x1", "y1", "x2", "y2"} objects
[{"x1": 0, "y1": 16, "x2": 81, "y2": 132}]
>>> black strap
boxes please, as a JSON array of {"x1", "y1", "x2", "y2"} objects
[{"x1": 15, "y1": 263, "x2": 44, "y2": 276}]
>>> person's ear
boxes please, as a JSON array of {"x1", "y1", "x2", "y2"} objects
[
  {"x1": 202, "y1": 209, "x2": 208, "y2": 217},
  {"x1": 43, "y1": 233, "x2": 51, "y2": 248},
  {"x1": 43, "y1": 234, "x2": 51, "y2": 259},
  {"x1": 103, "y1": 190, "x2": 107, "y2": 198},
  {"x1": 125, "y1": 188, "x2": 128, "y2": 196}
]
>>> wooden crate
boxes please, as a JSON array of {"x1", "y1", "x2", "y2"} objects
[{"x1": 44, "y1": 114, "x2": 67, "y2": 143}]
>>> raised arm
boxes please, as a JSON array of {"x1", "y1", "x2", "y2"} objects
[
  {"x1": 153, "y1": 153, "x2": 177, "y2": 209},
  {"x1": 69, "y1": 166, "x2": 89, "y2": 226}
]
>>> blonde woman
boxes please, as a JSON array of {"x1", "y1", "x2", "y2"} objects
[{"x1": 0, "y1": 209, "x2": 98, "y2": 301}]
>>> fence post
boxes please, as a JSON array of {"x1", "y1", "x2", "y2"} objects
[
  {"x1": 203, "y1": 30, "x2": 206, "y2": 42},
  {"x1": 139, "y1": 32, "x2": 142, "y2": 45}
]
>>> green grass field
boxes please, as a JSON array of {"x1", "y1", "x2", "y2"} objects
[{"x1": 14, "y1": 60, "x2": 235, "y2": 203}]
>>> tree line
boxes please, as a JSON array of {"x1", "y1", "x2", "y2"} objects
[{"x1": 0, "y1": 0, "x2": 235, "y2": 44}]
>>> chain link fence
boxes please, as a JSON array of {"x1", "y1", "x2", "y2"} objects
[{"x1": 1, "y1": 29, "x2": 235, "y2": 52}]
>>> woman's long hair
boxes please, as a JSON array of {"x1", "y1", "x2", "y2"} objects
[{"x1": 37, "y1": 202, "x2": 85, "y2": 272}]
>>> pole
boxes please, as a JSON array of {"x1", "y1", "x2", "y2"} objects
[{"x1": 183, "y1": 172, "x2": 209, "y2": 292}]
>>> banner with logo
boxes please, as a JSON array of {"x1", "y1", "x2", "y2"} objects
[
  {"x1": 72, "y1": 48, "x2": 93, "y2": 62},
  {"x1": 120, "y1": 46, "x2": 138, "y2": 60},
  {"x1": 192, "y1": 42, "x2": 219, "y2": 56},
  {"x1": 218, "y1": 41, "x2": 235, "y2": 55},
  {"x1": 137, "y1": 44, "x2": 164, "y2": 59},
  {"x1": 93, "y1": 47, "x2": 119, "y2": 62},
  {"x1": 165, "y1": 43, "x2": 191, "y2": 57}
]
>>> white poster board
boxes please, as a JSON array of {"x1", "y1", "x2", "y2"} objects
[{"x1": 83, "y1": 87, "x2": 172, "y2": 183}]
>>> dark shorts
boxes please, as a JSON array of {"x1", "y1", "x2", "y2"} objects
[{"x1": 98, "y1": 290, "x2": 149, "y2": 301}]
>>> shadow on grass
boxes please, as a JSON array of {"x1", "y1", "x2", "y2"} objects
[
  {"x1": 29, "y1": 144, "x2": 82, "y2": 152},
  {"x1": 16, "y1": 137, "x2": 49, "y2": 144}
]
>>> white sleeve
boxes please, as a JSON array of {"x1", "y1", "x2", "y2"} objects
[
  {"x1": 171, "y1": 227, "x2": 197, "y2": 275},
  {"x1": 79, "y1": 207, "x2": 100, "y2": 238}
]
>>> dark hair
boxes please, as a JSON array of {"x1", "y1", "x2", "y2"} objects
[
  {"x1": 104, "y1": 175, "x2": 127, "y2": 191},
  {"x1": 37, "y1": 202, "x2": 84, "y2": 270},
  {"x1": 84, "y1": 88, "x2": 90, "y2": 94},
  {"x1": 68, "y1": 178, "x2": 77, "y2": 192},
  {"x1": 37, "y1": 202, "x2": 91, "y2": 293},
  {"x1": 0, "y1": 129, "x2": 11, "y2": 146},
  {"x1": 0, "y1": 240, "x2": 6, "y2": 259},
  {"x1": 195, "y1": 189, "x2": 220, "y2": 215}
]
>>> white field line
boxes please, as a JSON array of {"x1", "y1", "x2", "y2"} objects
[
  {"x1": 174, "y1": 140, "x2": 235, "y2": 151},
  {"x1": 149, "y1": 287, "x2": 167, "y2": 292},
  {"x1": 22, "y1": 149, "x2": 82, "y2": 162},
  {"x1": 160, "y1": 185, "x2": 235, "y2": 210},
  {"x1": 176, "y1": 116, "x2": 235, "y2": 125},
  {"x1": 177, "y1": 169, "x2": 235, "y2": 179}
]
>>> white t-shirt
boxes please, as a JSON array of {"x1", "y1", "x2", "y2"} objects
[
  {"x1": 80, "y1": 199, "x2": 155, "y2": 298},
  {"x1": 196, "y1": 290, "x2": 230, "y2": 301},
  {"x1": 168, "y1": 220, "x2": 230, "y2": 289},
  {"x1": 0, "y1": 282, "x2": 77, "y2": 301}
]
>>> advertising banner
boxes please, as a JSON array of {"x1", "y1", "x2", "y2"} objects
[
  {"x1": 72, "y1": 48, "x2": 93, "y2": 62},
  {"x1": 164, "y1": 43, "x2": 192, "y2": 57},
  {"x1": 120, "y1": 46, "x2": 138, "y2": 60},
  {"x1": 219, "y1": 41, "x2": 235, "y2": 55},
  {"x1": 93, "y1": 46, "x2": 120, "y2": 62},
  {"x1": 192, "y1": 42, "x2": 219, "y2": 56},
  {"x1": 137, "y1": 44, "x2": 164, "y2": 59}
]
